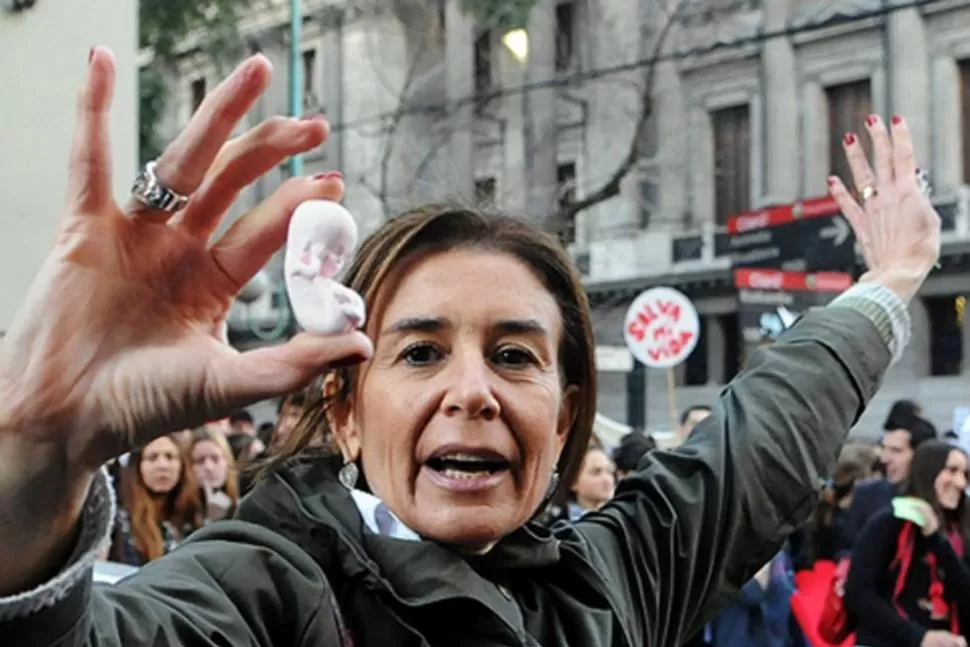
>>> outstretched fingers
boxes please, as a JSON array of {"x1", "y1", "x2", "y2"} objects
[
  {"x1": 67, "y1": 46, "x2": 116, "y2": 215},
  {"x1": 890, "y1": 116, "x2": 918, "y2": 183},
  {"x1": 216, "y1": 331, "x2": 374, "y2": 404},
  {"x1": 177, "y1": 115, "x2": 330, "y2": 240},
  {"x1": 828, "y1": 175, "x2": 873, "y2": 266},
  {"x1": 208, "y1": 174, "x2": 345, "y2": 292}
]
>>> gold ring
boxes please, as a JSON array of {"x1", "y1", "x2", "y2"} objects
[{"x1": 859, "y1": 185, "x2": 877, "y2": 202}]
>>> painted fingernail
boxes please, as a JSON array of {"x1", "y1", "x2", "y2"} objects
[
  {"x1": 301, "y1": 113, "x2": 326, "y2": 122},
  {"x1": 843, "y1": 133, "x2": 856, "y2": 145},
  {"x1": 312, "y1": 171, "x2": 343, "y2": 181},
  {"x1": 88, "y1": 47, "x2": 95, "y2": 63},
  {"x1": 865, "y1": 114, "x2": 878, "y2": 127},
  {"x1": 891, "y1": 115, "x2": 903, "y2": 125},
  {"x1": 826, "y1": 176, "x2": 837, "y2": 186}
]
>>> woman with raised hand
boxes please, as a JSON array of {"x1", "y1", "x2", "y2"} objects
[{"x1": 0, "y1": 47, "x2": 940, "y2": 646}]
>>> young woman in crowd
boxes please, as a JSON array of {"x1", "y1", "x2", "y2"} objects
[
  {"x1": 108, "y1": 434, "x2": 204, "y2": 566},
  {"x1": 568, "y1": 445, "x2": 617, "y2": 520},
  {"x1": 845, "y1": 440, "x2": 970, "y2": 647},
  {"x1": 190, "y1": 428, "x2": 240, "y2": 522}
]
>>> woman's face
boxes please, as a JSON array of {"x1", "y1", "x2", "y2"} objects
[
  {"x1": 337, "y1": 250, "x2": 577, "y2": 551},
  {"x1": 934, "y1": 449, "x2": 968, "y2": 510},
  {"x1": 140, "y1": 436, "x2": 183, "y2": 494},
  {"x1": 192, "y1": 439, "x2": 229, "y2": 490},
  {"x1": 573, "y1": 448, "x2": 616, "y2": 510}
]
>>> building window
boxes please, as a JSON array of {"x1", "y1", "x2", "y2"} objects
[
  {"x1": 475, "y1": 177, "x2": 496, "y2": 206},
  {"x1": 826, "y1": 79, "x2": 872, "y2": 186},
  {"x1": 474, "y1": 32, "x2": 493, "y2": 96},
  {"x1": 302, "y1": 48, "x2": 317, "y2": 96},
  {"x1": 960, "y1": 60, "x2": 970, "y2": 184},
  {"x1": 926, "y1": 295, "x2": 965, "y2": 376},
  {"x1": 557, "y1": 162, "x2": 577, "y2": 243},
  {"x1": 711, "y1": 103, "x2": 751, "y2": 226},
  {"x1": 555, "y1": 1, "x2": 576, "y2": 72},
  {"x1": 190, "y1": 78, "x2": 207, "y2": 114}
]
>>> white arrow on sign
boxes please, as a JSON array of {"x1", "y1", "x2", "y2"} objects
[{"x1": 819, "y1": 216, "x2": 850, "y2": 246}]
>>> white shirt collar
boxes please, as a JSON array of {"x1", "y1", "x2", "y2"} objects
[{"x1": 349, "y1": 489, "x2": 420, "y2": 541}]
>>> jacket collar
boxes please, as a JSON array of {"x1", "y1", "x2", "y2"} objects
[{"x1": 272, "y1": 455, "x2": 562, "y2": 635}]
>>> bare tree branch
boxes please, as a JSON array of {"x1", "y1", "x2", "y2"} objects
[{"x1": 558, "y1": 0, "x2": 691, "y2": 223}]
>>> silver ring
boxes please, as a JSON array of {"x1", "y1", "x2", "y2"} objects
[
  {"x1": 916, "y1": 168, "x2": 933, "y2": 196},
  {"x1": 130, "y1": 161, "x2": 190, "y2": 213}
]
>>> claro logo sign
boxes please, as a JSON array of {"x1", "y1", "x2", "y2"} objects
[
  {"x1": 746, "y1": 271, "x2": 785, "y2": 290},
  {"x1": 734, "y1": 212, "x2": 771, "y2": 232}
]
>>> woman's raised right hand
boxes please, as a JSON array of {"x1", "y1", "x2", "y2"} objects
[{"x1": 0, "y1": 48, "x2": 372, "y2": 475}]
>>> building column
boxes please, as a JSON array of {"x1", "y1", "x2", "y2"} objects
[
  {"x1": 445, "y1": 0, "x2": 476, "y2": 202},
  {"x1": 762, "y1": 0, "x2": 798, "y2": 203},
  {"x1": 524, "y1": 0, "x2": 559, "y2": 228},
  {"x1": 887, "y1": 7, "x2": 930, "y2": 160}
]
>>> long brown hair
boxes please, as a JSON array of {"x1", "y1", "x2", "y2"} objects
[
  {"x1": 115, "y1": 434, "x2": 203, "y2": 562},
  {"x1": 907, "y1": 440, "x2": 970, "y2": 549},
  {"x1": 261, "y1": 205, "x2": 598, "y2": 501},
  {"x1": 190, "y1": 427, "x2": 240, "y2": 509}
]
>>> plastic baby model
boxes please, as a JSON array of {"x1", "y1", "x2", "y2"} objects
[{"x1": 283, "y1": 200, "x2": 366, "y2": 335}]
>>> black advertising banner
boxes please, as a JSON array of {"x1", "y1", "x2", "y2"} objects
[
  {"x1": 735, "y1": 269, "x2": 853, "y2": 366},
  {"x1": 715, "y1": 196, "x2": 856, "y2": 272}
]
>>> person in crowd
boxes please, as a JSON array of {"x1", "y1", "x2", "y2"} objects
[
  {"x1": 229, "y1": 410, "x2": 256, "y2": 437},
  {"x1": 884, "y1": 399, "x2": 922, "y2": 432},
  {"x1": 567, "y1": 445, "x2": 617, "y2": 520},
  {"x1": 678, "y1": 405, "x2": 712, "y2": 441},
  {"x1": 0, "y1": 51, "x2": 940, "y2": 646},
  {"x1": 190, "y1": 428, "x2": 240, "y2": 522},
  {"x1": 256, "y1": 421, "x2": 276, "y2": 447},
  {"x1": 203, "y1": 418, "x2": 232, "y2": 436},
  {"x1": 845, "y1": 440, "x2": 970, "y2": 647},
  {"x1": 107, "y1": 434, "x2": 204, "y2": 567},
  {"x1": 705, "y1": 547, "x2": 805, "y2": 647},
  {"x1": 272, "y1": 391, "x2": 308, "y2": 449},
  {"x1": 613, "y1": 429, "x2": 657, "y2": 480},
  {"x1": 813, "y1": 446, "x2": 875, "y2": 561},
  {"x1": 846, "y1": 411, "x2": 937, "y2": 542}
]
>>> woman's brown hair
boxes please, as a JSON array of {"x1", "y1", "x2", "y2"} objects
[
  {"x1": 190, "y1": 427, "x2": 240, "y2": 509},
  {"x1": 114, "y1": 434, "x2": 204, "y2": 562},
  {"x1": 263, "y1": 205, "x2": 597, "y2": 501}
]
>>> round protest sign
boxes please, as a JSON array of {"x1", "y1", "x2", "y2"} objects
[{"x1": 623, "y1": 287, "x2": 700, "y2": 368}]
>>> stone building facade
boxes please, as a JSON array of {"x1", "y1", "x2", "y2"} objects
[{"x1": 154, "y1": 0, "x2": 970, "y2": 436}]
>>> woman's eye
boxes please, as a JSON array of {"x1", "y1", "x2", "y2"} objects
[
  {"x1": 494, "y1": 346, "x2": 537, "y2": 367},
  {"x1": 401, "y1": 343, "x2": 443, "y2": 366}
]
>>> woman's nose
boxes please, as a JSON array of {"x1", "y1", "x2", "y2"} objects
[{"x1": 440, "y1": 353, "x2": 500, "y2": 420}]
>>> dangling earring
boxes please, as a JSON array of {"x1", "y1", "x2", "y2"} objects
[
  {"x1": 545, "y1": 470, "x2": 560, "y2": 499},
  {"x1": 338, "y1": 459, "x2": 360, "y2": 490}
]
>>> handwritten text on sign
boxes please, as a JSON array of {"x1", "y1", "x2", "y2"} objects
[{"x1": 622, "y1": 287, "x2": 700, "y2": 369}]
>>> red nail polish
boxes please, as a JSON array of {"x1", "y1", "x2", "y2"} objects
[
  {"x1": 88, "y1": 47, "x2": 95, "y2": 63},
  {"x1": 826, "y1": 177, "x2": 837, "y2": 186},
  {"x1": 865, "y1": 115, "x2": 877, "y2": 127},
  {"x1": 891, "y1": 115, "x2": 902, "y2": 125},
  {"x1": 312, "y1": 171, "x2": 343, "y2": 181},
  {"x1": 843, "y1": 133, "x2": 856, "y2": 145}
]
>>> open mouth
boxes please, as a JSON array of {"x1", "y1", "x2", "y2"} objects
[{"x1": 425, "y1": 451, "x2": 511, "y2": 480}]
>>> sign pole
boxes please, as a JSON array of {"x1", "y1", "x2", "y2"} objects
[{"x1": 666, "y1": 367, "x2": 678, "y2": 434}]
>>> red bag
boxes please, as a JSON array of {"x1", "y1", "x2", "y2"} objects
[{"x1": 817, "y1": 556, "x2": 853, "y2": 643}]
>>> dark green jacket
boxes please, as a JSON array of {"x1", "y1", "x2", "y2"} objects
[{"x1": 0, "y1": 307, "x2": 891, "y2": 646}]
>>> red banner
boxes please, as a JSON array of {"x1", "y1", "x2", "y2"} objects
[
  {"x1": 734, "y1": 269, "x2": 853, "y2": 293},
  {"x1": 727, "y1": 196, "x2": 842, "y2": 234}
]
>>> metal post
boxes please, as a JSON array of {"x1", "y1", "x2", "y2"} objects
[
  {"x1": 627, "y1": 360, "x2": 647, "y2": 431},
  {"x1": 288, "y1": 0, "x2": 304, "y2": 177}
]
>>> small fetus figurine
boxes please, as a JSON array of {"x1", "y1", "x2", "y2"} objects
[{"x1": 284, "y1": 200, "x2": 366, "y2": 335}]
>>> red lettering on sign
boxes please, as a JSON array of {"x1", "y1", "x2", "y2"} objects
[{"x1": 644, "y1": 330, "x2": 695, "y2": 363}]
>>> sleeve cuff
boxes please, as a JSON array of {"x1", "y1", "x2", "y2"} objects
[
  {"x1": 829, "y1": 283, "x2": 911, "y2": 365},
  {"x1": 0, "y1": 467, "x2": 115, "y2": 622}
]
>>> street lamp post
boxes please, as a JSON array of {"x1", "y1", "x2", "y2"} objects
[{"x1": 288, "y1": 0, "x2": 304, "y2": 177}]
